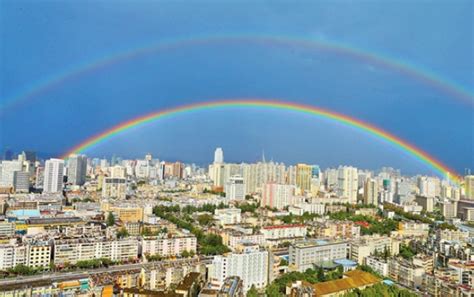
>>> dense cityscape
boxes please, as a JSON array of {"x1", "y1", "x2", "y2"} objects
[{"x1": 0, "y1": 147, "x2": 472, "y2": 296}]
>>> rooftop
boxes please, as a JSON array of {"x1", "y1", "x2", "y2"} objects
[{"x1": 313, "y1": 270, "x2": 380, "y2": 296}]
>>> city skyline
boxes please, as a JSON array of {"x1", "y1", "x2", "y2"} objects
[{"x1": 1, "y1": 1, "x2": 473, "y2": 175}]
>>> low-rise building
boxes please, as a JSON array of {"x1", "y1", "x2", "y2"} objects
[
  {"x1": 214, "y1": 208, "x2": 241, "y2": 226},
  {"x1": 262, "y1": 224, "x2": 307, "y2": 246},
  {"x1": 54, "y1": 238, "x2": 139, "y2": 265},
  {"x1": 289, "y1": 240, "x2": 348, "y2": 272},
  {"x1": 350, "y1": 235, "x2": 399, "y2": 265},
  {"x1": 141, "y1": 233, "x2": 197, "y2": 257},
  {"x1": 389, "y1": 258, "x2": 425, "y2": 289},
  {"x1": 364, "y1": 256, "x2": 389, "y2": 277}
]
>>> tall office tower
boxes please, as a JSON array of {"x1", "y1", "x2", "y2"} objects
[
  {"x1": 465, "y1": 175, "x2": 474, "y2": 200},
  {"x1": 262, "y1": 183, "x2": 295, "y2": 210},
  {"x1": 210, "y1": 246, "x2": 268, "y2": 292},
  {"x1": 0, "y1": 160, "x2": 23, "y2": 187},
  {"x1": 224, "y1": 175, "x2": 245, "y2": 200},
  {"x1": 214, "y1": 147, "x2": 224, "y2": 164},
  {"x1": 67, "y1": 154, "x2": 87, "y2": 186},
  {"x1": 363, "y1": 178, "x2": 378, "y2": 206},
  {"x1": 43, "y1": 159, "x2": 64, "y2": 193},
  {"x1": 296, "y1": 163, "x2": 312, "y2": 193},
  {"x1": 337, "y1": 166, "x2": 358, "y2": 204}
]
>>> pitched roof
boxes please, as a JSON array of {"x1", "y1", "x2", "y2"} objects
[{"x1": 313, "y1": 270, "x2": 380, "y2": 296}]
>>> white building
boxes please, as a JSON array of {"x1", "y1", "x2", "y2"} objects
[
  {"x1": 261, "y1": 183, "x2": 295, "y2": 210},
  {"x1": 0, "y1": 160, "x2": 22, "y2": 187},
  {"x1": 365, "y1": 256, "x2": 389, "y2": 277},
  {"x1": 337, "y1": 166, "x2": 358, "y2": 204},
  {"x1": 141, "y1": 235, "x2": 196, "y2": 257},
  {"x1": 43, "y1": 158, "x2": 64, "y2": 193},
  {"x1": 214, "y1": 148, "x2": 224, "y2": 164},
  {"x1": 210, "y1": 245, "x2": 268, "y2": 292},
  {"x1": 288, "y1": 202, "x2": 325, "y2": 216},
  {"x1": 289, "y1": 240, "x2": 349, "y2": 272},
  {"x1": 261, "y1": 224, "x2": 307, "y2": 242},
  {"x1": 215, "y1": 208, "x2": 242, "y2": 226},
  {"x1": 224, "y1": 175, "x2": 245, "y2": 200},
  {"x1": 54, "y1": 238, "x2": 139, "y2": 265}
]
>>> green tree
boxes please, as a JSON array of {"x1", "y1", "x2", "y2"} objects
[
  {"x1": 197, "y1": 214, "x2": 214, "y2": 226},
  {"x1": 247, "y1": 285, "x2": 259, "y2": 297},
  {"x1": 106, "y1": 212, "x2": 116, "y2": 226},
  {"x1": 117, "y1": 228, "x2": 129, "y2": 238}
]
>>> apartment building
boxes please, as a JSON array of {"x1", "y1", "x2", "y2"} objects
[
  {"x1": 350, "y1": 235, "x2": 400, "y2": 265},
  {"x1": 261, "y1": 224, "x2": 307, "y2": 243},
  {"x1": 365, "y1": 256, "x2": 389, "y2": 277},
  {"x1": 141, "y1": 234, "x2": 197, "y2": 257},
  {"x1": 53, "y1": 238, "x2": 139, "y2": 265},
  {"x1": 289, "y1": 240, "x2": 349, "y2": 272},
  {"x1": 389, "y1": 258, "x2": 425, "y2": 289},
  {"x1": 311, "y1": 220, "x2": 360, "y2": 239}
]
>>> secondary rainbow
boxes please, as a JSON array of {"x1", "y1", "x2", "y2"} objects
[
  {"x1": 61, "y1": 99, "x2": 461, "y2": 183},
  {"x1": 2, "y1": 35, "x2": 472, "y2": 114}
]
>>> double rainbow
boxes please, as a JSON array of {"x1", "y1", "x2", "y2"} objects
[
  {"x1": 61, "y1": 99, "x2": 461, "y2": 184},
  {"x1": 2, "y1": 35, "x2": 473, "y2": 114}
]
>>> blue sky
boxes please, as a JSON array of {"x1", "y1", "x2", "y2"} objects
[{"x1": 1, "y1": 0, "x2": 473, "y2": 175}]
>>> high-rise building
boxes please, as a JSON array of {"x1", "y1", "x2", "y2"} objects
[
  {"x1": 262, "y1": 183, "x2": 295, "y2": 210},
  {"x1": 43, "y1": 159, "x2": 64, "y2": 193},
  {"x1": 224, "y1": 175, "x2": 245, "y2": 200},
  {"x1": 209, "y1": 163, "x2": 225, "y2": 187},
  {"x1": 337, "y1": 166, "x2": 358, "y2": 204},
  {"x1": 214, "y1": 147, "x2": 224, "y2": 164},
  {"x1": 296, "y1": 163, "x2": 312, "y2": 193},
  {"x1": 363, "y1": 178, "x2": 378, "y2": 206},
  {"x1": 67, "y1": 154, "x2": 87, "y2": 186},
  {"x1": 13, "y1": 171, "x2": 29, "y2": 193},
  {"x1": 464, "y1": 175, "x2": 474, "y2": 200},
  {"x1": 0, "y1": 160, "x2": 22, "y2": 187}
]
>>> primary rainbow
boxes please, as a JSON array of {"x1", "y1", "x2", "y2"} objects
[
  {"x1": 61, "y1": 99, "x2": 461, "y2": 183},
  {"x1": 2, "y1": 34, "x2": 473, "y2": 114}
]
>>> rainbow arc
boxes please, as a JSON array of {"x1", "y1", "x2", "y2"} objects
[{"x1": 61, "y1": 99, "x2": 462, "y2": 184}]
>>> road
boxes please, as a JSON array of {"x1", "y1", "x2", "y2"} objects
[{"x1": 0, "y1": 256, "x2": 213, "y2": 288}]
